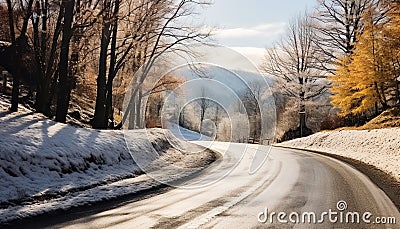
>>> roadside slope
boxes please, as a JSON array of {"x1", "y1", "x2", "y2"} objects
[{"x1": 0, "y1": 99, "x2": 218, "y2": 224}]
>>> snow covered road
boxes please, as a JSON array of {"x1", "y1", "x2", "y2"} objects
[{"x1": 15, "y1": 143, "x2": 400, "y2": 228}]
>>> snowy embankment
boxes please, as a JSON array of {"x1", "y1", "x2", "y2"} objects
[
  {"x1": 0, "y1": 99, "x2": 217, "y2": 224},
  {"x1": 168, "y1": 122, "x2": 211, "y2": 141},
  {"x1": 278, "y1": 128, "x2": 400, "y2": 182}
]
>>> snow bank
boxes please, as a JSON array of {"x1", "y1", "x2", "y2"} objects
[
  {"x1": 0, "y1": 99, "x2": 217, "y2": 224},
  {"x1": 278, "y1": 128, "x2": 400, "y2": 181},
  {"x1": 167, "y1": 122, "x2": 211, "y2": 141}
]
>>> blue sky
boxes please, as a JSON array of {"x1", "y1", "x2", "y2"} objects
[{"x1": 197, "y1": 0, "x2": 317, "y2": 65}]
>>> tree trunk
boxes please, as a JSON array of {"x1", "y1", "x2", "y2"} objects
[
  {"x1": 55, "y1": 0, "x2": 75, "y2": 123},
  {"x1": 35, "y1": 81, "x2": 51, "y2": 115},
  {"x1": 92, "y1": 1, "x2": 111, "y2": 129},
  {"x1": 116, "y1": 88, "x2": 138, "y2": 129},
  {"x1": 105, "y1": 65, "x2": 116, "y2": 128},
  {"x1": 299, "y1": 106, "x2": 306, "y2": 137},
  {"x1": 48, "y1": 69, "x2": 59, "y2": 115},
  {"x1": 6, "y1": 0, "x2": 17, "y2": 112},
  {"x1": 10, "y1": 37, "x2": 29, "y2": 112},
  {"x1": 128, "y1": 102, "x2": 136, "y2": 129},
  {"x1": 200, "y1": 105, "x2": 205, "y2": 124},
  {"x1": 105, "y1": 0, "x2": 120, "y2": 128},
  {"x1": 299, "y1": 88, "x2": 306, "y2": 137},
  {"x1": 2, "y1": 72, "x2": 7, "y2": 93},
  {"x1": 105, "y1": 76, "x2": 114, "y2": 127},
  {"x1": 135, "y1": 89, "x2": 142, "y2": 128},
  {"x1": 10, "y1": 77, "x2": 19, "y2": 112},
  {"x1": 43, "y1": 7, "x2": 64, "y2": 117},
  {"x1": 396, "y1": 81, "x2": 400, "y2": 105},
  {"x1": 92, "y1": 40, "x2": 108, "y2": 128},
  {"x1": 5, "y1": 0, "x2": 15, "y2": 44}
]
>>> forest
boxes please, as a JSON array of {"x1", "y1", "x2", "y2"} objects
[
  {"x1": 0, "y1": 0, "x2": 399, "y2": 142},
  {"x1": 263, "y1": 0, "x2": 400, "y2": 141},
  {"x1": 0, "y1": 0, "x2": 211, "y2": 129}
]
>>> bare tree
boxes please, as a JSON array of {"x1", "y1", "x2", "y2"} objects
[
  {"x1": 91, "y1": 0, "x2": 162, "y2": 129},
  {"x1": 92, "y1": 0, "x2": 210, "y2": 129},
  {"x1": 55, "y1": 0, "x2": 76, "y2": 123},
  {"x1": 241, "y1": 82, "x2": 262, "y2": 143},
  {"x1": 312, "y1": 0, "x2": 376, "y2": 72},
  {"x1": 5, "y1": 0, "x2": 34, "y2": 112},
  {"x1": 198, "y1": 86, "x2": 212, "y2": 127},
  {"x1": 263, "y1": 13, "x2": 328, "y2": 137},
  {"x1": 30, "y1": 0, "x2": 66, "y2": 116},
  {"x1": 91, "y1": 0, "x2": 118, "y2": 129},
  {"x1": 119, "y1": 0, "x2": 211, "y2": 129}
]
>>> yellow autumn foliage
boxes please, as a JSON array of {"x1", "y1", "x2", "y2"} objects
[{"x1": 331, "y1": 2, "x2": 400, "y2": 116}]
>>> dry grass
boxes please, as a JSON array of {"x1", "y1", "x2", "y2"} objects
[
  {"x1": 362, "y1": 106, "x2": 400, "y2": 129},
  {"x1": 321, "y1": 106, "x2": 400, "y2": 132},
  {"x1": 325, "y1": 106, "x2": 400, "y2": 131}
]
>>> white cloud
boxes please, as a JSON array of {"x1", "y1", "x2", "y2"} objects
[{"x1": 213, "y1": 22, "x2": 286, "y2": 39}]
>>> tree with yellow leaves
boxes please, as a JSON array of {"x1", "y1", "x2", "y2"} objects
[{"x1": 331, "y1": 2, "x2": 400, "y2": 117}]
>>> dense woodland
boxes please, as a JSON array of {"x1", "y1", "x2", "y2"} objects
[
  {"x1": 0, "y1": 0, "x2": 210, "y2": 129},
  {"x1": 0, "y1": 0, "x2": 399, "y2": 142}
]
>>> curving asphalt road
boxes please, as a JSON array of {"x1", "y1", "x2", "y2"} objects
[{"x1": 43, "y1": 142, "x2": 400, "y2": 228}]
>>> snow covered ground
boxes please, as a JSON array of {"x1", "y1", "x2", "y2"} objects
[
  {"x1": 167, "y1": 122, "x2": 211, "y2": 141},
  {"x1": 278, "y1": 128, "x2": 400, "y2": 182},
  {"x1": 0, "y1": 98, "x2": 217, "y2": 224}
]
